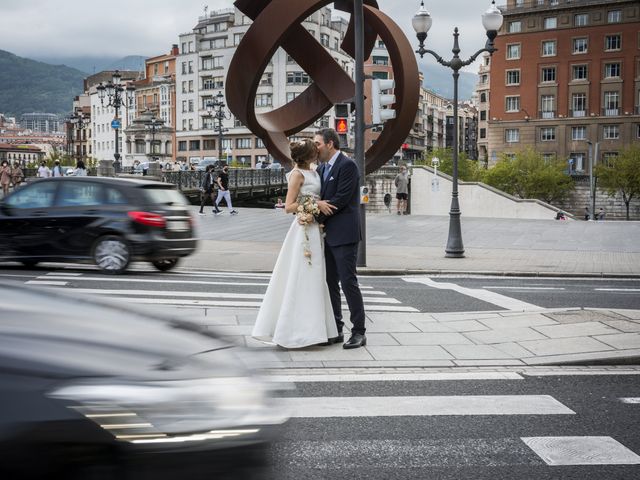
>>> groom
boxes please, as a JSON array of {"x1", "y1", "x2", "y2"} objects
[{"x1": 314, "y1": 128, "x2": 367, "y2": 349}]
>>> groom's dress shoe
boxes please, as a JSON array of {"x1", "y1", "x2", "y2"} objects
[
  {"x1": 343, "y1": 333, "x2": 366, "y2": 349},
  {"x1": 318, "y1": 333, "x2": 344, "y2": 346}
]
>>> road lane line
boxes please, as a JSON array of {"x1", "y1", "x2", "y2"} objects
[
  {"x1": 595, "y1": 288, "x2": 640, "y2": 292},
  {"x1": 280, "y1": 395, "x2": 574, "y2": 417},
  {"x1": 268, "y1": 372, "x2": 523, "y2": 382},
  {"x1": 619, "y1": 398, "x2": 640, "y2": 404},
  {"x1": 25, "y1": 281, "x2": 69, "y2": 286},
  {"x1": 404, "y1": 277, "x2": 543, "y2": 312},
  {"x1": 483, "y1": 286, "x2": 565, "y2": 291}
]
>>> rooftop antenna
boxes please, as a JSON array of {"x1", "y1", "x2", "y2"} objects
[{"x1": 204, "y1": 5, "x2": 209, "y2": 17}]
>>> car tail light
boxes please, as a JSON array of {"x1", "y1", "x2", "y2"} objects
[{"x1": 128, "y1": 211, "x2": 166, "y2": 228}]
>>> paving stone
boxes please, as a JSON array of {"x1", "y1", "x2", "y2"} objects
[
  {"x1": 362, "y1": 333, "x2": 400, "y2": 346},
  {"x1": 480, "y1": 315, "x2": 558, "y2": 330},
  {"x1": 367, "y1": 312, "x2": 435, "y2": 323},
  {"x1": 524, "y1": 349, "x2": 640, "y2": 365},
  {"x1": 465, "y1": 327, "x2": 548, "y2": 344},
  {"x1": 544, "y1": 310, "x2": 627, "y2": 324},
  {"x1": 391, "y1": 332, "x2": 473, "y2": 346},
  {"x1": 431, "y1": 312, "x2": 503, "y2": 322},
  {"x1": 613, "y1": 310, "x2": 640, "y2": 320},
  {"x1": 289, "y1": 347, "x2": 374, "y2": 361},
  {"x1": 362, "y1": 320, "x2": 422, "y2": 333},
  {"x1": 493, "y1": 342, "x2": 537, "y2": 359},
  {"x1": 601, "y1": 319, "x2": 640, "y2": 333},
  {"x1": 442, "y1": 344, "x2": 515, "y2": 360},
  {"x1": 366, "y1": 346, "x2": 453, "y2": 361},
  {"x1": 410, "y1": 321, "x2": 454, "y2": 333},
  {"x1": 454, "y1": 359, "x2": 525, "y2": 366},
  {"x1": 320, "y1": 360, "x2": 455, "y2": 368},
  {"x1": 533, "y1": 322, "x2": 620, "y2": 339},
  {"x1": 594, "y1": 333, "x2": 640, "y2": 350},
  {"x1": 518, "y1": 337, "x2": 614, "y2": 356},
  {"x1": 444, "y1": 320, "x2": 490, "y2": 332}
]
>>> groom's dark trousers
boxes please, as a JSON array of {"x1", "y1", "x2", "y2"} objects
[{"x1": 318, "y1": 152, "x2": 366, "y2": 335}]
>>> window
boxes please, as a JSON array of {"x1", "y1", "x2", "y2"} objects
[
  {"x1": 507, "y1": 44, "x2": 520, "y2": 59},
  {"x1": 604, "y1": 91, "x2": 620, "y2": 115},
  {"x1": 574, "y1": 14, "x2": 588, "y2": 27},
  {"x1": 572, "y1": 93, "x2": 587, "y2": 116},
  {"x1": 508, "y1": 21, "x2": 522, "y2": 33},
  {"x1": 203, "y1": 139, "x2": 215, "y2": 150},
  {"x1": 569, "y1": 153, "x2": 585, "y2": 172},
  {"x1": 480, "y1": 92, "x2": 487, "y2": 103},
  {"x1": 234, "y1": 33, "x2": 244, "y2": 45},
  {"x1": 286, "y1": 92, "x2": 299, "y2": 103},
  {"x1": 544, "y1": 17, "x2": 557, "y2": 29},
  {"x1": 481, "y1": 74, "x2": 488, "y2": 84},
  {"x1": 480, "y1": 110, "x2": 487, "y2": 121},
  {"x1": 541, "y1": 95, "x2": 555, "y2": 118},
  {"x1": 605, "y1": 35, "x2": 621, "y2": 51},
  {"x1": 602, "y1": 152, "x2": 618, "y2": 166},
  {"x1": 320, "y1": 33, "x2": 330, "y2": 47},
  {"x1": 505, "y1": 129, "x2": 520, "y2": 143},
  {"x1": 542, "y1": 40, "x2": 556, "y2": 56},
  {"x1": 203, "y1": 76, "x2": 224, "y2": 90},
  {"x1": 572, "y1": 64, "x2": 588, "y2": 80},
  {"x1": 372, "y1": 56, "x2": 389, "y2": 66},
  {"x1": 573, "y1": 38, "x2": 588, "y2": 54},
  {"x1": 608, "y1": 10, "x2": 622, "y2": 23},
  {"x1": 637, "y1": 124, "x2": 640, "y2": 139},
  {"x1": 286, "y1": 72, "x2": 311, "y2": 85},
  {"x1": 480, "y1": 128, "x2": 486, "y2": 139},
  {"x1": 221, "y1": 139, "x2": 232, "y2": 149},
  {"x1": 603, "y1": 125, "x2": 620, "y2": 140},
  {"x1": 256, "y1": 94, "x2": 272, "y2": 107},
  {"x1": 188, "y1": 100, "x2": 194, "y2": 112},
  {"x1": 506, "y1": 70, "x2": 520, "y2": 85},
  {"x1": 542, "y1": 153, "x2": 556, "y2": 163},
  {"x1": 604, "y1": 63, "x2": 621, "y2": 78},
  {"x1": 506, "y1": 96, "x2": 520, "y2": 112},
  {"x1": 189, "y1": 140, "x2": 200, "y2": 151},
  {"x1": 255, "y1": 138, "x2": 265, "y2": 149},
  {"x1": 259, "y1": 73, "x2": 272, "y2": 86},
  {"x1": 135, "y1": 140, "x2": 145, "y2": 154},
  {"x1": 236, "y1": 138, "x2": 252, "y2": 149},
  {"x1": 372, "y1": 71, "x2": 389, "y2": 79},
  {"x1": 540, "y1": 127, "x2": 556, "y2": 141},
  {"x1": 541, "y1": 67, "x2": 556, "y2": 82},
  {"x1": 572, "y1": 126, "x2": 586, "y2": 140},
  {"x1": 6, "y1": 181, "x2": 57, "y2": 209}
]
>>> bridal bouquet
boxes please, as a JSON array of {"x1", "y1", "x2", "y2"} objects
[{"x1": 296, "y1": 194, "x2": 320, "y2": 265}]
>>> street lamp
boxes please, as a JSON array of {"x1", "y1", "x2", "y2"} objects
[
  {"x1": 413, "y1": 0, "x2": 503, "y2": 258},
  {"x1": 97, "y1": 70, "x2": 136, "y2": 173},
  {"x1": 586, "y1": 141, "x2": 599, "y2": 221},
  {"x1": 206, "y1": 91, "x2": 231, "y2": 165},
  {"x1": 68, "y1": 111, "x2": 90, "y2": 161},
  {"x1": 146, "y1": 115, "x2": 163, "y2": 162}
]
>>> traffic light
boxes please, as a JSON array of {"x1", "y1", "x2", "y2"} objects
[
  {"x1": 371, "y1": 78, "x2": 396, "y2": 124},
  {"x1": 335, "y1": 117, "x2": 348, "y2": 134},
  {"x1": 360, "y1": 186, "x2": 369, "y2": 204}
]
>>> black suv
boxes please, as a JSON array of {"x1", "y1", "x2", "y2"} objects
[{"x1": 0, "y1": 177, "x2": 197, "y2": 273}]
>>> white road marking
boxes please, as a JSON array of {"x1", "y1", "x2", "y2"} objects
[
  {"x1": 38, "y1": 275, "x2": 269, "y2": 287},
  {"x1": 281, "y1": 395, "x2": 574, "y2": 418},
  {"x1": 619, "y1": 398, "x2": 640, "y2": 404},
  {"x1": 404, "y1": 276, "x2": 543, "y2": 311},
  {"x1": 522, "y1": 436, "x2": 640, "y2": 465},
  {"x1": 45, "y1": 272, "x2": 82, "y2": 276},
  {"x1": 25, "y1": 281, "x2": 69, "y2": 286},
  {"x1": 595, "y1": 288, "x2": 640, "y2": 292},
  {"x1": 268, "y1": 372, "x2": 523, "y2": 382},
  {"x1": 483, "y1": 286, "x2": 565, "y2": 291}
]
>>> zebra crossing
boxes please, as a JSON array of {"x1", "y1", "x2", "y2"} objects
[{"x1": 20, "y1": 267, "x2": 419, "y2": 312}]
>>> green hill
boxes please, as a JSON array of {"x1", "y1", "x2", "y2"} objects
[{"x1": 0, "y1": 50, "x2": 85, "y2": 116}]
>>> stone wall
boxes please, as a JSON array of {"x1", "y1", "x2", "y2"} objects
[{"x1": 364, "y1": 167, "x2": 400, "y2": 214}]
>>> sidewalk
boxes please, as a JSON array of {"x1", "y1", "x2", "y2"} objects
[{"x1": 184, "y1": 207, "x2": 640, "y2": 277}]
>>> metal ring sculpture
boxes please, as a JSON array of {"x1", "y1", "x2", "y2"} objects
[{"x1": 226, "y1": 0, "x2": 419, "y2": 174}]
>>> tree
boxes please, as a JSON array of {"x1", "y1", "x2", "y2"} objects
[
  {"x1": 419, "y1": 147, "x2": 484, "y2": 182},
  {"x1": 595, "y1": 145, "x2": 640, "y2": 220},
  {"x1": 483, "y1": 148, "x2": 574, "y2": 203}
]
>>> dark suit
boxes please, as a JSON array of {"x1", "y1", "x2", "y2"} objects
[{"x1": 318, "y1": 152, "x2": 366, "y2": 335}]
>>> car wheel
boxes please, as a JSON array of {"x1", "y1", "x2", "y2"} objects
[
  {"x1": 20, "y1": 260, "x2": 39, "y2": 268},
  {"x1": 93, "y1": 235, "x2": 131, "y2": 274},
  {"x1": 151, "y1": 257, "x2": 180, "y2": 272}
]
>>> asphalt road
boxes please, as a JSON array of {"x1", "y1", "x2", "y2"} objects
[{"x1": 266, "y1": 371, "x2": 640, "y2": 479}]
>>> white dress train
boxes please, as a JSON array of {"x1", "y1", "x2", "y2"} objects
[{"x1": 251, "y1": 169, "x2": 338, "y2": 348}]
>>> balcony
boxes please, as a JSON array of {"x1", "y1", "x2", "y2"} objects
[
  {"x1": 604, "y1": 108, "x2": 619, "y2": 116},
  {"x1": 539, "y1": 111, "x2": 556, "y2": 119},
  {"x1": 570, "y1": 110, "x2": 586, "y2": 118}
]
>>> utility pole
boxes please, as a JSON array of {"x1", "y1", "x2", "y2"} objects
[{"x1": 354, "y1": 0, "x2": 367, "y2": 268}]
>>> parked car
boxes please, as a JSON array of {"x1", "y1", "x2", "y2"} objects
[
  {"x1": 0, "y1": 282, "x2": 283, "y2": 479},
  {"x1": 0, "y1": 177, "x2": 197, "y2": 273}
]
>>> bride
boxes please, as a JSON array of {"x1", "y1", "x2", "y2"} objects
[{"x1": 252, "y1": 139, "x2": 338, "y2": 348}]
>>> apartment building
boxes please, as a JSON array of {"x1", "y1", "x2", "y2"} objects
[
  {"x1": 175, "y1": 7, "x2": 354, "y2": 167},
  {"x1": 475, "y1": 53, "x2": 492, "y2": 165},
  {"x1": 20, "y1": 113, "x2": 63, "y2": 134},
  {"x1": 487, "y1": 0, "x2": 640, "y2": 171}
]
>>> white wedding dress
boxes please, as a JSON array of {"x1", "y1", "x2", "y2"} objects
[{"x1": 252, "y1": 169, "x2": 338, "y2": 348}]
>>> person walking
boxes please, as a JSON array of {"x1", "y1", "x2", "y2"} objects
[
  {"x1": 198, "y1": 165, "x2": 221, "y2": 216},
  {"x1": 598, "y1": 207, "x2": 606, "y2": 221},
  {"x1": 394, "y1": 165, "x2": 409, "y2": 215},
  {"x1": 0, "y1": 160, "x2": 11, "y2": 197},
  {"x1": 37, "y1": 161, "x2": 50, "y2": 178},
  {"x1": 215, "y1": 165, "x2": 238, "y2": 215},
  {"x1": 10, "y1": 161, "x2": 24, "y2": 189},
  {"x1": 51, "y1": 160, "x2": 63, "y2": 177},
  {"x1": 74, "y1": 160, "x2": 87, "y2": 176},
  {"x1": 314, "y1": 128, "x2": 366, "y2": 349},
  {"x1": 584, "y1": 206, "x2": 590, "y2": 221}
]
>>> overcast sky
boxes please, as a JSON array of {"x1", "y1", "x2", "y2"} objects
[{"x1": 0, "y1": 0, "x2": 495, "y2": 72}]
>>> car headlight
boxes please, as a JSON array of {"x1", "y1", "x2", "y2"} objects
[{"x1": 49, "y1": 377, "x2": 284, "y2": 443}]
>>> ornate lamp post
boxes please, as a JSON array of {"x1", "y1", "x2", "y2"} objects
[
  {"x1": 413, "y1": 0, "x2": 503, "y2": 258},
  {"x1": 96, "y1": 70, "x2": 136, "y2": 173},
  {"x1": 206, "y1": 91, "x2": 231, "y2": 165},
  {"x1": 146, "y1": 115, "x2": 163, "y2": 162}
]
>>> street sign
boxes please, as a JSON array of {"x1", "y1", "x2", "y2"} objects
[{"x1": 111, "y1": 119, "x2": 121, "y2": 129}]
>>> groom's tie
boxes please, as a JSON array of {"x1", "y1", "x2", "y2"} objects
[{"x1": 323, "y1": 163, "x2": 331, "y2": 182}]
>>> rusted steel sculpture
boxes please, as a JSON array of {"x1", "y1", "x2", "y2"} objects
[{"x1": 226, "y1": 0, "x2": 419, "y2": 174}]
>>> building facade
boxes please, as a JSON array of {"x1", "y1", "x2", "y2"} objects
[
  {"x1": 20, "y1": 113, "x2": 64, "y2": 134},
  {"x1": 488, "y1": 0, "x2": 640, "y2": 171},
  {"x1": 446, "y1": 102, "x2": 479, "y2": 160},
  {"x1": 475, "y1": 53, "x2": 492, "y2": 165}
]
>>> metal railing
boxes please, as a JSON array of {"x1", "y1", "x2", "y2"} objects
[
  {"x1": 162, "y1": 168, "x2": 287, "y2": 192},
  {"x1": 570, "y1": 109, "x2": 587, "y2": 118},
  {"x1": 539, "y1": 110, "x2": 556, "y2": 119}
]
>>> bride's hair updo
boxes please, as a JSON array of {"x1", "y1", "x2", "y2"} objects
[{"x1": 289, "y1": 138, "x2": 317, "y2": 166}]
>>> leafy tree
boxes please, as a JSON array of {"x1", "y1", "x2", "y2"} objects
[
  {"x1": 483, "y1": 147, "x2": 573, "y2": 203},
  {"x1": 418, "y1": 147, "x2": 484, "y2": 182},
  {"x1": 595, "y1": 145, "x2": 640, "y2": 220}
]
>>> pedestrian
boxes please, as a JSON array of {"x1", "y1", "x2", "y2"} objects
[
  {"x1": 74, "y1": 159, "x2": 87, "y2": 176},
  {"x1": 37, "y1": 161, "x2": 50, "y2": 178},
  {"x1": 214, "y1": 165, "x2": 238, "y2": 215},
  {"x1": 10, "y1": 161, "x2": 24, "y2": 188},
  {"x1": 51, "y1": 160, "x2": 63, "y2": 177},
  {"x1": 0, "y1": 160, "x2": 11, "y2": 197},
  {"x1": 394, "y1": 165, "x2": 409, "y2": 215},
  {"x1": 198, "y1": 165, "x2": 221, "y2": 216},
  {"x1": 584, "y1": 206, "x2": 590, "y2": 221},
  {"x1": 255, "y1": 159, "x2": 263, "y2": 170},
  {"x1": 555, "y1": 211, "x2": 566, "y2": 220},
  {"x1": 598, "y1": 207, "x2": 605, "y2": 221},
  {"x1": 180, "y1": 160, "x2": 189, "y2": 171},
  {"x1": 274, "y1": 197, "x2": 284, "y2": 209}
]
